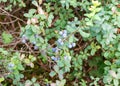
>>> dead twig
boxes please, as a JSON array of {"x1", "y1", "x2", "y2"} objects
[
  {"x1": 0, "y1": 7, "x2": 26, "y2": 24},
  {"x1": 0, "y1": 19, "x2": 18, "y2": 24}
]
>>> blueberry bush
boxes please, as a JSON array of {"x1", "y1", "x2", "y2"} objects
[{"x1": 1, "y1": 0, "x2": 120, "y2": 86}]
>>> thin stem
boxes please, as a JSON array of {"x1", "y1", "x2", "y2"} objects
[{"x1": 0, "y1": 7, "x2": 26, "y2": 24}]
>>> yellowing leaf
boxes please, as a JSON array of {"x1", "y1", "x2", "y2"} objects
[
  {"x1": 0, "y1": 77, "x2": 4, "y2": 83},
  {"x1": 92, "y1": 0, "x2": 101, "y2": 7}
]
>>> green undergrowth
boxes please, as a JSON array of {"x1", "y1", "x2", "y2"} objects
[{"x1": 1, "y1": 0, "x2": 120, "y2": 86}]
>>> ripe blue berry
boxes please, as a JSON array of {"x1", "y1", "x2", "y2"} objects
[
  {"x1": 34, "y1": 34, "x2": 39, "y2": 38},
  {"x1": 63, "y1": 30, "x2": 67, "y2": 34},
  {"x1": 62, "y1": 33, "x2": 67, "y2": 38},
  {"x1": 68, "y1": 44, "x2": 72, "y2": 48},
  {"x1": 32, "y1": 41, "x2": 36, "y2": 45},
  {"x1": 53, "y1": 58, "x2": 58, "y2": 61},
  {"x1": 51, "y1": 56, "x2": 59, "y2": 61},
  {"x1": 21, "y1": 39, "x2": 26, "y2": 43},
  {"x1": 59, "y1": 31, "x2": 63, "y2": 35},
  {"x1": 51, "y1": 56, "x2": 55, "y2": 60},
  {"x1": 8, "y1": 63, "x2": 14, "y2": 68},
  {"x1": 60, "y1": 42, "x2": 64, "y2": 45},
  {"x1": 59, "y1": 30, "x2": 67, "y2": 38},
  {"x1": 52, "y1": 47, "x2": 59, "y2": 53},
  {"x1": 22, "y1": 35, "x2": 28, "y2": 40},
  {"x1": 72, "y1": 43, "x2": 76, "y2": 47},
  {"x1": 34, "y1": 46, "x2": 39, "y2": 50},
  {"x1": 58, "y1": 38, "x2": 62, "y2": 42},
  {"x1": 57, "y1": 39, "x2": 64, "y2": 45},
  {"x1": 52, "y1": 48, "x2": 56, "y2": 52}
]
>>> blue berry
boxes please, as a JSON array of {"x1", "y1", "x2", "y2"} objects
[
  {"x1": 64, "y1": 56, "x2": 68, "y2": 60},
  {"x1": 51, "y1": 56, "x2": 55, "y2": 59},
  {"x1": 59, "y1": 31, "x2": 63, "y2": 35},
  {"x1": 32, "y1": 41, "x2": 36, "y2": 45},
  {"x1": 68, "y1": 44, "x2": 72, "y2": 48},
  {"x1": 72, "y1": 43, "x2": 76, "y2": 47},
  {"x1": 59, "y1": 30, "x2": 67, "y2": 38},
  {"x1": 58, "y1": 38, "x2": 62, "y2": 42},
  {"x1": 52, "y1": 48, "x2": 56, "y2": 52},
  {"x1": 8, "y1": 63, "x2": 14, "y2": 68},
  {"x1": 51, "y1": 56, "x2": 55, "y2": 60},
  {"x1": 21, "y1": 39, "x2": 26, "y2": 43},
  {"x1": 51, "y1": 56, "x2": 59, "y2": 61},
  {"x1": 21, "y1": 35, "x2": 28, "y2": 43},
  {"x1": 34, "y1": 46, "x2": 39, "y2": 50},
  {"x1": 57, "y1": 39, "x2": 64, "y2": 45},
  {"x1": 60, "y1": 42, "x2": 64, "y2": 45},
  {"x1": 63, "y1": 30, "x2": 67, "y2": 34},
  {"x1": 34, "y1": 34, "x2": 39, "y2": 38},
  {"x1": 52, "y1": 47, "x2": 59, "y2": 53},
  {"x1": 53, "y1": 58, "x2": 58, "y2": 61},
  {"x1": 22, "y1": 35, "x2": 28, "y2": 40},
  {"x1": 22, "y1": 35, "x2": 26, "y2": 38},
  {"x1": 62, "y1": 33, "x2": 67, "y2": 38}
]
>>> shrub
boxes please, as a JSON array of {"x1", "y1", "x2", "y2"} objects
[{"x1": 1, "y1": 0, "x2": 120, "y2": 86}]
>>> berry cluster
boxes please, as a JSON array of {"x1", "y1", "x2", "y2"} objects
[
  {"x1": 21, "y1": 34, "x2": 39, "y2": 50},
  {"x1": 21, "y1": 35, "x2": 28, "y2": 43},
  {"x1": 59, "y1": 30, "x2": 67, "y2": 38},
  {"x1": 57, "y1": 38, "x2": 64, "y2": 45},
  {"x1": 52, "y1": 47, "x2": 60, "y2": 53},
  {"x1": 51, "y1": 56, "x2": 60, "y2": 61},
  {"x1": 68, "y1": 43, "x2": 76, "y2": 48},
  {"x1": 32, "y1": 34, "x2": 39, "y2": 50},
  {"x1": 57, "y1": 30, "x2": 68, "y2": 46}
]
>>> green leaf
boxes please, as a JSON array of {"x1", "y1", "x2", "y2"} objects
[
  {"x1": 57, "y1": 61, "x2": 64, "y2": 67},
  {"x1": 53, "y1": 65, "x2": 59, "y2": 72},
  {"x1": 0, "y1": 0, "x2": 7, "y2": 2},
  {"x1": 31, "y1": 77, "x2": 36, "y2": 83},
  {"x1": 31, "y1": 57, "x2": 36, "y2": 62},
  {"x1": 34, "y1": 83, "x2": 40, "y2": 86},
  {"x1": 24, "y1": 59, "x2": 30, "y2": 64},
  {"x1": 115, "y1": 59, "x2": 120, "y2": 66},
  {"x1": 0, "y1": 77, "x2": 4, "y2": 83},
  {"x1": 32, "y1": 0, "x2": 38, "y2": 7},
  {"x1": 20, "y1": 74, "x2": 24, "y2": 78},
  {"x1": 39, "y1": 36, "x2": 44, "y2": 43},
  {"x1": 29, "y1": 9, "x2": 36, "y2": 15},
  {"x1": 91, "y1": 49, "x2": 96, "y2": 56},
  {"x1": 24, "y1": 13, "x2": 32, "y2": 18},
  {"x1": 58, "y1": 70, "x2": 64, "y2": 80},
  {"x1": 115, "y1": 52, "x2": 120, "y2": 57},
  {"x1": 104, "y1": 51, "x2": 109, "y2": 58},
  {"x1": 49, "y1": 71, "x2": 56, "y2": 77},
  {"x1": 104, "y1": 60, "x2": 111, "y2": 65},
  {"x1": 25, "y1": 80, "x2": 32, "y2": 86},
  {"x1": 48, "y1": 13, "x2": 54, "y2": 27},
  {"x1": 17, "y1": 64, "x2": 24, "y2": 70},
  {"x1": 2, "y1": 32, "x2": 13, "y2": 44},
  {"x1": 56, "y1": 79, "x2": 66, "y2": 86},
  {"x1": 118, "y1": 43, "x2": 120, "y2": 51},
  {"x1": 113, "y1": 79, "x2": 119, "y2": 86},
  {"x1": 68, "y1": 36, "x2": 74, "y2": 43},
  {"x1": 0, "y1": 48, "x2": 9, "y2": 55},
  {"x1": 79, "y1": 29, "x2": 90, "y2": 38},
  {"x1": 103, "y1": 76, "x2": 112, "y2": 84}
]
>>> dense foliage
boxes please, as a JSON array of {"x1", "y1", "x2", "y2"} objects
[{"x1": 1, "y1": 0, "x2": 120, "y2": 86}]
